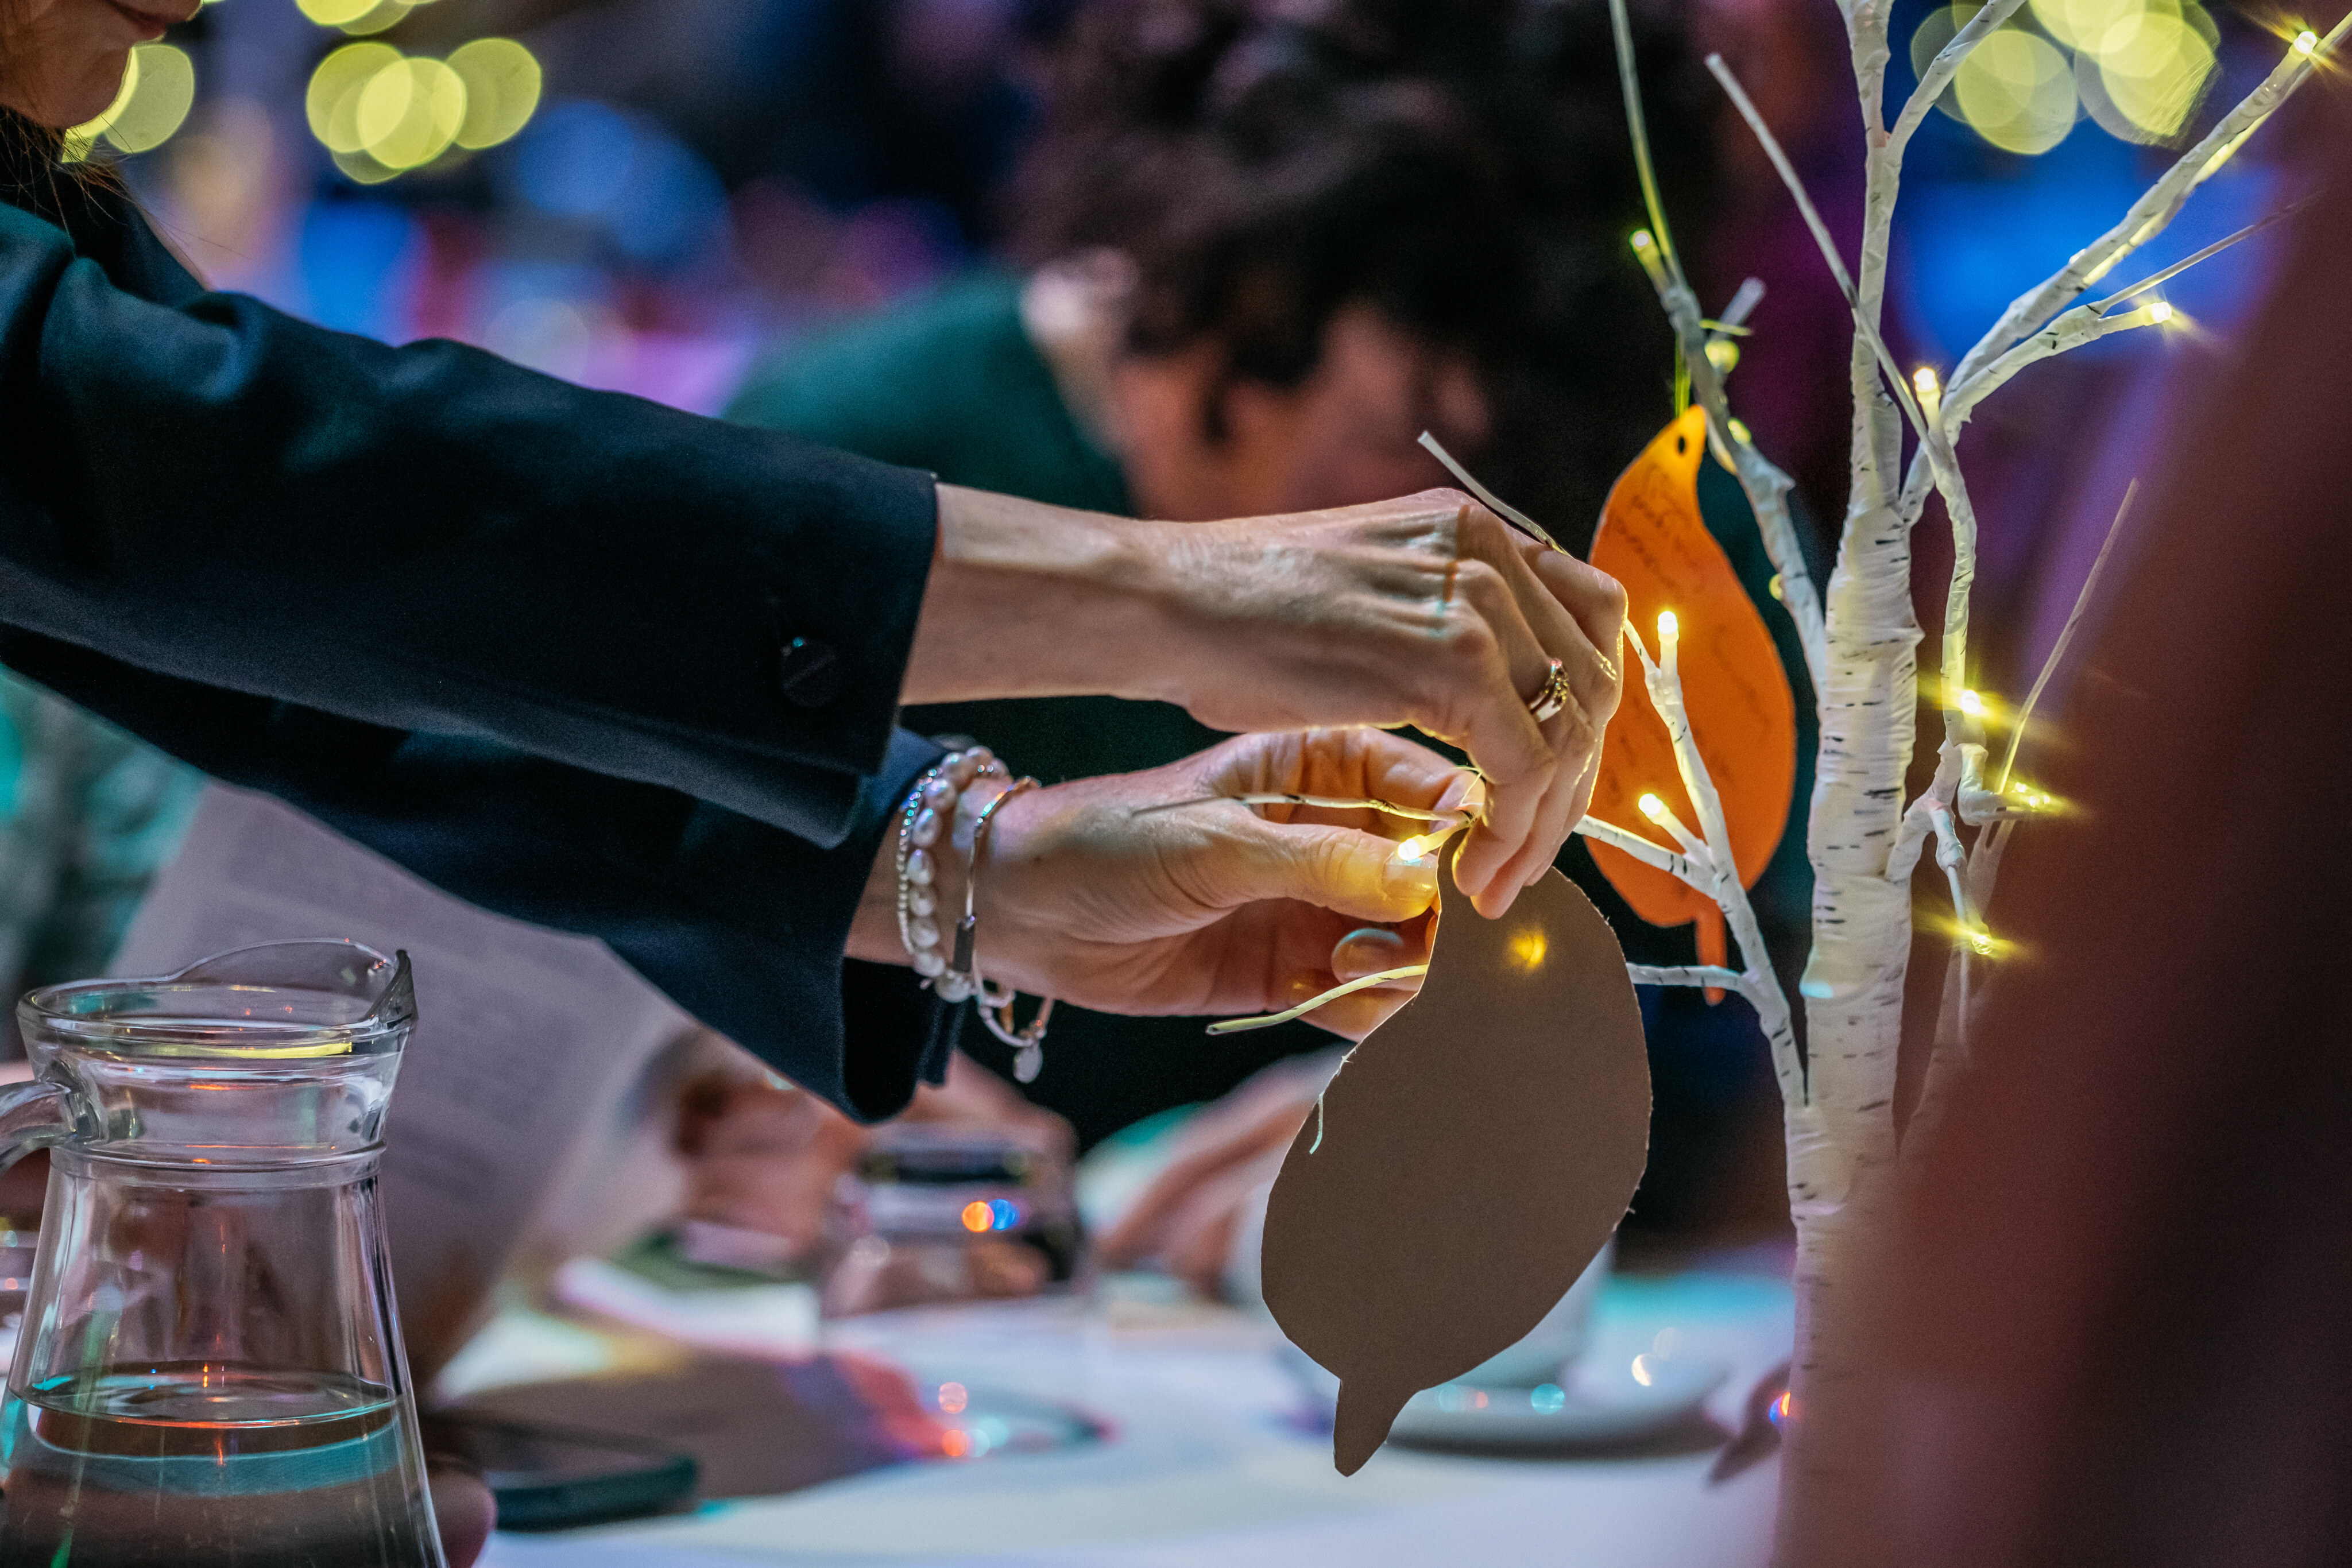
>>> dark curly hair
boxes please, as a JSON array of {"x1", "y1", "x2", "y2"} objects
[{"x1": 1009, "y1": 0, "x2": 1719, "y2": 544}]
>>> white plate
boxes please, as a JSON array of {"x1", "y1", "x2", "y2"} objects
[
  {"x1": 1280, "y1": 1342, "x2": 1727, "y2": 1451},
  {"x1": 1389, "y1": 1356, "x2": 1728, "y2": 1448}
]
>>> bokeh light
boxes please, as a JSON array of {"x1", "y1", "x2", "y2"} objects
[
  {"x1": 296, "y1": 0, "x2": 375, "y2": 25},
  {"x1": 1953, "y1": 29, "x2": 2079, "y2": 155},
  {"x1": 308, "y1": 42, "x2": 401, "y2": 153},
  {"x1": 1914, "y1": 0, "x2": 2219, "y2": 154},
  {"x1": 2093, "y1": 7, "x2": 2217, "y2": 140},
  {"x1": 65, "y1": 43, "x2": 197, "y2": 161},
  {"x1": 448, "y1": 39, "x2": 543, "y2": 151},
  {"x1": 299, "y1": 0, "x2": 416, "y2": 36},
  {"x1": 306, "y1": 38, "x2": 542, "y2": 180},
  {"x1": 358, "y1": 57, "x2": 466, "y2": 170}
]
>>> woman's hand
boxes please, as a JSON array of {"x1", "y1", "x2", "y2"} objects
[
  {"x1": 850, "y1": 728, "x2": 1473, "y2": 1035},
  {"x1": 1148, "y1": 492, "x2": 1625, "y2": 909},
  {"x1": 908, "y1": 486, "x2": 1624, "y2": 915},
  {"x1": 973, "y1": 728, "x2": 1469, "y2": 1033}
]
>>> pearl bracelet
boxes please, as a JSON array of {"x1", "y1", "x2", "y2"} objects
[
  {"x1": 893, "y1": 747, "x2": 1007, "y2": 992},
  {"x1": 892, "y1": 749, "x2": 1056, "y2": 1082}
]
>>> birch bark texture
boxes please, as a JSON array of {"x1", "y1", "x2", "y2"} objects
[{"x1": 1583, "y1": 3, "x2": 2349, "y2": 1557}]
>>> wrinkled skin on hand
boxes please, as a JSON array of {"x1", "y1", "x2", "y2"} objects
[
  {"x1": 1154, "y1": 493, "x2": 1626, "y2": 911},
  {"x1": 973, "y1": 727, "x2": 1481, "y2": 1038},
  {"x1": 917, "y1": 486, "x2": 1626, "y2": 917}
]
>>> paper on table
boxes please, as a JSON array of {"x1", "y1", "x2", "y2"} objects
[{"x1": 112, "y1": 785, "x2": 703, "y2": 1377}]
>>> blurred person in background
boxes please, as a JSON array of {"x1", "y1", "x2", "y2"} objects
[
  {"x1": 723, "y1": 0, "x2": 1818, "y2": 1275},
  {"x1": 0, "y1": 0, "x2": 1630, "y2": 1360},
  {"x1": 0, "y1": 4, "x2": 1632, "y2": 1542}
]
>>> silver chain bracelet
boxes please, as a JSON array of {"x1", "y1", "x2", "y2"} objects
[{"x1": 892, "y1": 750, "x2": 1055, "y2": 1082}]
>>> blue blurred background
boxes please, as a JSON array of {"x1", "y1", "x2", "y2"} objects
[{"x1": 82, "y1": 0, "x2": 2294, "y2": 419}]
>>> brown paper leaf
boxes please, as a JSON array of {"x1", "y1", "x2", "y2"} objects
[{"x1": 1261, "y1": 844, "x2": 1650, "y2": 1474}]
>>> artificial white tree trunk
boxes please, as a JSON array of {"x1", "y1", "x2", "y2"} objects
[{"x1": 1582, "y1": 6, "x2": 2348, "y2": 1556}]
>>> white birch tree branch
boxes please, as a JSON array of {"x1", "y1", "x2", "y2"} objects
[
  {"x1": 1637, "y1": 614, "x2": 1806, "y2": 1112},
  {"x1": 1925, "y1": 800, "x2": 1973, "y2": 932},
  {"x1": 1707, "y1": 48, "x2": 2028, "y2": 723},
  {"x1": 1890, "y1": 0, "x2": 2031, "y2": 156},
  {"x1": 1625, "y1": 237, "x2": 1831, "y2": 694},
  {"x1": 1995, "y1": 483, "x2": 2138, "y2": 790},
  {"x1": 1606, "y1": 0, "x2": 1828, "y2": 692},
  {"x1": 1574, "y1": 814, "x2": 1714, "y2": 891},
  {"x1": 1951, "y1": 17, "x2": 2349, "y2": 392},
  {"x1": 1627, "y1": 963, "x2": 1749, "y2": 989}
]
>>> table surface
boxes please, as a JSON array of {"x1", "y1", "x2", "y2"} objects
[{"x1": 469, "y1": 1264, "x2": 1793, "y2": 1568}]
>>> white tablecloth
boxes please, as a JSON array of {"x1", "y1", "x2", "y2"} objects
[{"x1": 476, "y1": 1268, "x2": 1792, "y2": 1567}]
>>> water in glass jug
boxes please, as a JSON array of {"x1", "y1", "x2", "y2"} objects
[{"x1": 0, "y1": 940, "x2": 445, "y2": 1567}]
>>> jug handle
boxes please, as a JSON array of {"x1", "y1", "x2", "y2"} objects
[{"x1": 0, "y1": 1073, "x2": 80, "y2": 1174}]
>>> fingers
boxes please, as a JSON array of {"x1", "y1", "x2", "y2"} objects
[
  {"x1": 1221, "y1": 819, "x2": 1441, "y2": 926},
  {"x1": 1523, "y1": 541, "x2": 1628, "y2": 726},
  {"x1": 1201, "y1": 727, "x2": 1472, "y2": 817},
  {"x1": 426, "y1": 1459, "x2": 497, "y2": 1567},
  {"x1": 1301, "y1": 921, "x2": 1428, "y2": 1035},
  {"x1": 1332, "y1": 924, "x2": 1411, "y2": 978},
  {"x1": 1098, "y1": 1102, "x2": 1308, "y2": 1268},
  {"x1": 1438, "y1": 502, "x2": 1627, "y2": 913},
  {"x1": 1468, "y1": 690, "x2": 1608, "y2": 903}
]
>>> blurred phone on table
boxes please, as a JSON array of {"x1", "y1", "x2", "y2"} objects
[
  {"x1": 821, "y1": 1123, "x2": 1081, "y2": 1317},
  {"x1": 419, "y1": 1411, "x2": 697, "y2": 1530}
]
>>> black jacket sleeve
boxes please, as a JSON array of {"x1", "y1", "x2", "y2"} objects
[
  {"x1": 0, "y1": 172, "x2": 960, "y2": 1118},
  {"x1": 0, "y1": 630, "x2": 958, "y2": 1121},
  {"x1": 0, "y1": 194, "x2": 937, "y2": 849}
]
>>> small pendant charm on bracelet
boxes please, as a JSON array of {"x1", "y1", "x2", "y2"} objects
[{"x1": 892, "y1": 750, "x2": 1057, "y2": 1082}]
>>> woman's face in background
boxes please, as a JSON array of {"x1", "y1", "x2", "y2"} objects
[
  {"x1": 1111, "y1": 304, "x2": 1491, "y2": 522},
  {"x1": 0, "y1": 0, "x2": 197, "y2": 127}
]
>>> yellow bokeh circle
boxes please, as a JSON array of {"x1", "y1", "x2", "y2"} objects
[
  {"x1": 65, "y1": 43, "x2": 197, "y2": 160},
  {"x1": 307, "y1": 37, "x2": 541, "y2": 175},
  {"x1": 1952, "y1": 29, "x2": 2079, "y2": 154},
  {"x1": 2097, "y1": 10, "x2": 2216, "y2": 138},
  {"x1": 447, "y1": 38, "x2": 542, "y2": 150},
  {"x1": 357, "y1": 56, "x2": 467, "y2": 169},
  {"x1": 308, "y1": 42, "x2": 401, "y2": 154},
  {"x1": 296, "y1": 0, "x2": 377, "y2": 26}
]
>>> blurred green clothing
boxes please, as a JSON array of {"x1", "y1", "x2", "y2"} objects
[
  {"x1": 731, "y1": 273, "x2": 1129, "y2": 517},
  {"x1": 728, "y1": 272, "x2": 1820, "y2": 1156},
  {"x1": 0, "y1": 671, "x2": 204, "y2": 1020},
  {"x1": 729, "y1": 273, "x2": 1225, "y2": 791}
]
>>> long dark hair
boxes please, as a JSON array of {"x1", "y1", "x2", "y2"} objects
[{"x1": 1009, "y1": 0, "x2": 1719, "y2": 541}]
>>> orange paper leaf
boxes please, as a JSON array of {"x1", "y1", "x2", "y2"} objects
[{"x1": 1587, "y1": 407, "x2": 1797, "y2": 965}]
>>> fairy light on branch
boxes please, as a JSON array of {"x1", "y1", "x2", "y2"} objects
[
  {"x1": 1637, "y1": 790, "x2": 1708, "y2": 861},
  {"x1": 1914, "y1": 366, "x2": 1943, "y2": 426},
  {"x1": 1597, "y1": 0, "x2": 2342, "y2": 1548}
]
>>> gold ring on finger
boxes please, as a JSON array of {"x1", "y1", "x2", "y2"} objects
[{"x1": 1525, "y1": 657, "x2": 1571, "y2": 723}]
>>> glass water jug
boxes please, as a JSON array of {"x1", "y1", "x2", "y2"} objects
[{"x1": 0, "y1": 940, "x2": 445, "y2": 1567}]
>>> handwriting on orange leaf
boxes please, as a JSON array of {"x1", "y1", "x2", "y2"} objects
[{"x1": 1587, "y1": 407, "x2": 1797, "y2": 981}]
